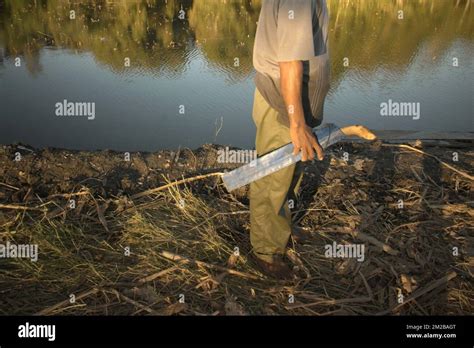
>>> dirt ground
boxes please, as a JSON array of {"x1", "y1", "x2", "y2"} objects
[{"x1": 0, "y1": 139, "x2": 472, "y2": 315}]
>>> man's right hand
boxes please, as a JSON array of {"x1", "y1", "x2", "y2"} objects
[{"x1": 290, "y1": 123, "x2": 324, "y2": 162}]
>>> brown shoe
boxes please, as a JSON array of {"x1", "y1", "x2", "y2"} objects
[
  {"x1": 252, "y1": 254, "x2": 294, "y2": 280},
  {"x1": 291, "y1": 226, "x2": 312, "y2": 243}
]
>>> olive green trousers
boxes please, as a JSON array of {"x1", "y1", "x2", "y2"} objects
[{"x1": 250, "y1": 88, "x2": 304, "y2": 263}]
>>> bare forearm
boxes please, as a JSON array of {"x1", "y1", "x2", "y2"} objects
[
  {"x1": 278, "y1": 60, "x2": 324, "y2": 161},
  {"x1": 279, "y1": 61, "x2": 305, "y2": 128}
]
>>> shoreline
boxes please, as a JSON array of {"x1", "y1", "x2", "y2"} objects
[
  {"x1": 3, "y1": 137, "x2": 472, "y2": 179},
  {"x1": 4, "y1": 129, "x2": 473, "y2": 154}
]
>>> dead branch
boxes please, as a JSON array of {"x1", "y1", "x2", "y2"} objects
[
  {"x1": 131, "y1": 172, "x2": 223, "y2": 200},
  {"x1": 160, "y1": 250, "x2": 261, "y2": 280}
]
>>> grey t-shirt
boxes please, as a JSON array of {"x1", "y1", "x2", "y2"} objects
[{"x1": 253, "y1": 0, "x2": 330, "y2": 128}]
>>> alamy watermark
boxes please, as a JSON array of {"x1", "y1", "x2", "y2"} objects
[
  {"x1": 325, "y1": 242, "x2": 365, "y2": 262},
  {"x1": 380, "y1": 99, "x2": 420, "y2": 120},
  {"x1": 18, "y1": 322, "x2": 55, "y2": 341},
  {"x1": 217, "y1": 147, "x2": 257, "y2": 166},
  {"x1": 0, "y1": 241, "x2": 38, "y2": 262},
  {"x1": 55, "y1": 99, "x2": 95, "y2": 120}
]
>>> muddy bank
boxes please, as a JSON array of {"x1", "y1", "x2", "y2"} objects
[
  {"x1": 0, "y1": 143, "x2": 235, "y2": 202},
  {"x1": 0, "y1": 140, "x2": 472, "y2": 315},
  {"x1": 1, "y1": 139, "x2": 471, "y2": 201}
]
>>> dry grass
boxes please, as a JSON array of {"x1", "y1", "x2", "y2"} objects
[{"x1": 0, "y1": 141, "x2": 472, "y2": 315}]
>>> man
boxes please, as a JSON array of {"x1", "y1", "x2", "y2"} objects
[{"x1": 250, "y1": 0, "x2": 330, "y2": 278}]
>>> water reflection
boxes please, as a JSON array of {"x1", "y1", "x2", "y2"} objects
[
  {"x1": 1, "y1": 0, "x2": 471, "y2": 80},
  {"x1": 0, "y1": 0, "x2": 472, "y2": 150},
  {"x1": 0, "y1": 0, "x2": 197, "y2": 77},
  {"x1": 328, "y1": 0, "x2": 473, "y2": 87}
]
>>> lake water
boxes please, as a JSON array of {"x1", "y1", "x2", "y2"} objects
[{"x1": 0, "y1": 0, "x2": 473, "y2": 151}]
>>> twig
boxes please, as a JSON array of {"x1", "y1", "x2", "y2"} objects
[
  {"x1": 131, "y1": 172, "x2": 223, "y2": 200},
  {"x1": 94, "y1": 199, "x2": 110, "y2": 232},
  {"x1": 376, "y1": 271, "x2": 458, "y2": 315},
  {"x1": 0, "y1": 204, "x2": 47, "y2": 212},
  {"x1": 382, "y1": 144, "x2": 474, "y2": 181},
  {"x1": 359, "y1": 271, "x2": 373, "y2": 300},
  {"x1": 46, "y1": 190, "x2": 90, "y2": 199},
  {"x1": 137, "y1": 266, "x2": 179, "y2": 284},
  {"x1": 286, "y1": 296, "x2": 371, "y2": 310},
  {"x1": 35, "y1": 288, "x2": 99, "y2": 315},
  {"x1": 108, "y1": 288, "x2": 159, "y2": 315},
  {"x1": 160, "y1": 250, "x2": 261, "y2": 280},
  {"x1": 214, "y1": 116, "x2": 224, "y2": 140},
  {"x1": 320, "y1": 227, "x2": 399, "y2": 256},
  {"x1": 0, "y1": 182, "x2": 19, "y2": 191}
]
